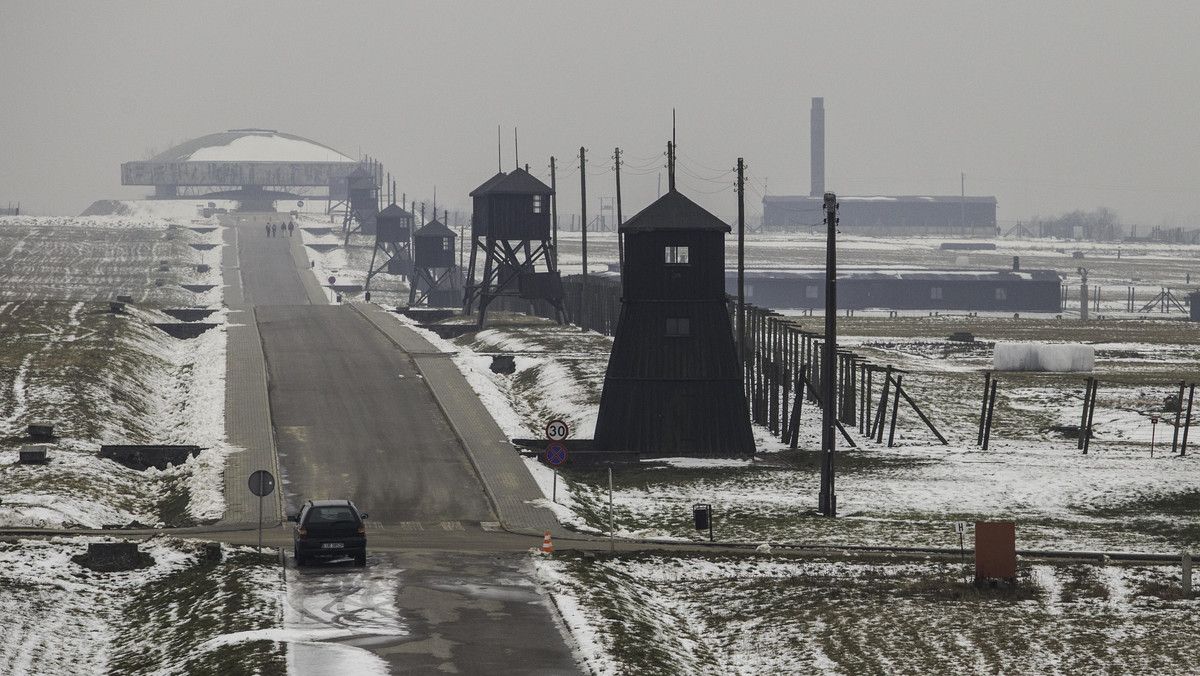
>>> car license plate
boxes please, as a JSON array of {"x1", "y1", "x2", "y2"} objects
[{"x1": 321, "y1": 543, "x2": 344, "y2": 549}]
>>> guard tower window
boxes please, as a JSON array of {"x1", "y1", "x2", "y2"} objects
[
  {"x1": 931, "y1": 286, "x2": 943, "y2": 300},
  {"x1": 805, "y1": 285, "x2": 819, "y2": 299},
  {"x1": 532, "y1": 195, "x2": 545, "y2": 214},
  {"x1": 664, "y1": 246, "x2": 690, "y2": 265},
  {"x1": 995, "y1": 288, "x2": 1007, "y2": 301},
  {"x1": 442, "y1": 237, "x2": 453, "y2": 252},
  {"x1": 665, "y1": 317, "x2": 691, "y2": 336}
]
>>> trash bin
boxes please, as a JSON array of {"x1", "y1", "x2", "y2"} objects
[{"x1": 693, "y1": 503, "x2": 711, "y2": 531}]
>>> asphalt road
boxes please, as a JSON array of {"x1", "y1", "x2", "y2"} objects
[
  {"x1": 230, "y1": 215, "x2": 583, "y2": 674},
  {"x1": 257, "y1": 304, "x2": 494, "y2": 524},
  {"x1": 234, "y1": 216, "x2": 314, "y2": 306}
]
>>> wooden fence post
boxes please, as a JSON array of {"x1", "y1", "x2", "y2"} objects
[
  {"x1": 983, "y1": 379, "x2": 998, "y2": 450},
  {"x1": 1078, "y1": 376, "x2": 1093, "y2": 451},
  {"x1": 874, "y1": 366, "x2": 893, "y2": 443},
  {"x1": 1172, "y1": 380, "x2": 1186, "y2": 454},
  {"x1": 978, "y1": 371, "x2": 992, "y2": 446},
  {"x1": 888, "y1": 374, "x2": 903, "y2": 447},
  {"x1": 1182, "y1": 383, "x2": 1195, "y2": 456},
  {"x1": 1083, "y1": 378, "x2": 1099, "y2": 454}
]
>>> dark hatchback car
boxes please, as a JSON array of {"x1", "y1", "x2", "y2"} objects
[{"x1": 290, "y1": 499, "x2": 368, "y2": 566}]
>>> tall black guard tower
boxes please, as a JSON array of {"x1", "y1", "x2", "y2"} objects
[
  {"x1": 593, "y1": 189, "x2": 754, "y2": 457},
  {"x1": 365, "y1": 202, "x2": 415, "y2": 294},
  {"x1": 342, "y1": 166, "x2": 379, "y2": 244},
  {"x1": 410, "y1": 219, "x2": 460, "y2": 307},
  {"x1": 463, "y1": 168, "x2": 565, "y2": 327}
]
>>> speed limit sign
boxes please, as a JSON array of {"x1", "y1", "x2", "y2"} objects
[{"x1": 545, "y1": 419, "x2": 569, "y2": 442}]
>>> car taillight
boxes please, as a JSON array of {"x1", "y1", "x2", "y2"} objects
[
  {"x1": 298, "y1": 527, "x2": 307, "y2": 539},
  {"x1": 358, "y1": 525, "x2": 365, "y2": 536}
]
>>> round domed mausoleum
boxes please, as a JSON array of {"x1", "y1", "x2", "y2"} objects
[{"x1": 121, "y1": 128, "x2": 370, "y2": 211}]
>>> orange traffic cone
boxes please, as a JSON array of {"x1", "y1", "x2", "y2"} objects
[{"x1": 541, "y1": 531, "x2": 554, "y2": 554}]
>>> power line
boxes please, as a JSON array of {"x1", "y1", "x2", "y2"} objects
[
  {"x1": 674, "y1": 175, "x2": 734, "y2": 195},
  {"x1": 676, "y1": 148, "x2": 733, "y2": 175}
]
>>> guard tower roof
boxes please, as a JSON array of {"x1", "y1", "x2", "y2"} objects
[
  {"x1": 621, "y1": 189, "x2": 731, "y2": 233},
  {"x1": 469, "y1": 167, "x2": 553, "y2": 196},
  {"x1": 415, "y1": 220, "x2": 456, "y2": 238},
  {"x1": 377, "y1": 203, "x2": 414, "y2": 218}
]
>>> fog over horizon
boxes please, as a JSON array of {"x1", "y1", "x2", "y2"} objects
[{"x1": 2, "y1": 1, "x2": 1198, "y2": 230}]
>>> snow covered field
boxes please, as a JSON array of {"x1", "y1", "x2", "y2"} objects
[
  {"x1": 4, "y1": 202, "x2": 1200, "y2": 674},
  {"x1": 0, "y1": 537, "x2": 284, "y2": 675},
  {"x1": 351, "y1": 223, "x2": 1200, "y2": 674},
  {"x1": 0, "y1": 212, "x2": 230, "y2": 529}
]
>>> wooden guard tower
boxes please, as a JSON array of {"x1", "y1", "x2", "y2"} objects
[
  {"x1": 342, "y1": 166, "x2": 379, "y2": 244},
  {"x1": 593, "y1": 189, "x2": 754, "y2": 457},
  {"x1": 463, "y1": 168, "x2": 565, "y2": 327},
  {"x1": 410, "y1": 219, "x2": 460, "y2": 307},
  {"x1": 365, "y1": 202, "x2": 415, "y2": 294}
]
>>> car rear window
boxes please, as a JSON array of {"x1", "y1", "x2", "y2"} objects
[{"x1": 310, "y1": 506, "x2": 357, "y2": 523}]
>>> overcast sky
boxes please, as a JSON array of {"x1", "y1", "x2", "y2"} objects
[{"x1": 3, "y1": 1, "x2": 1198, "y2": 228}]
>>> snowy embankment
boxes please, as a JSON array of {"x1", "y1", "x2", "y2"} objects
[
  {"x1": 0, "y1": 207, "x2": 292, "y2": 676},
  {"x1": 0, "y1": 212, "x2": 231, "y2": 528},
  {"x1": 0, "y1": 537, "x2": 284, "y2": 675}
]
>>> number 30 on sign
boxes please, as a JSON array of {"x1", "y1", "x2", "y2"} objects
[{"x1": 545, "y1": 420, "x2": 569, "y2": 442}]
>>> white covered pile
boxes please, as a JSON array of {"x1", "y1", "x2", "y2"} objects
[{"x1": 993, "y1": 342, "x2": 1095, "y2": 372}]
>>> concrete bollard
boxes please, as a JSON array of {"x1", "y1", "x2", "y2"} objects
[
  {"x1": 28, "y1": 423, "x2": 54, "y2": 439},
  {"x1": 203, "y1": 542, "x2": 222, "y2": 563},
  {"x1": 84, "y1": 542, "x2": 143, "y2": 572},
  {"x1": 19, "y1": 444, "x2": 49, "y2": 464}
]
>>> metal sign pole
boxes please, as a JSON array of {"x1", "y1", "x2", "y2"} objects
[
  {"x1": 247, "y1": 470, "x2": 275, "y2": 555},
  {"x1": 258, "y1": 493, "x2": 263, "y2": 552}
]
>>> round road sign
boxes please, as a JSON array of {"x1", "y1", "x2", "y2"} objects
[
  {"x1": 327, "y1": 276, "x2": 336, "y2": 285},
  {"x1": 545, "y1": 419, "x2": 569, "y2": 442},
  {"x1": 297, "y1": 200, "x2": 304, "y2": 207},
  {"x1": 545, "y1": 443, "x2": 568, "y2": 466},
  {"x1": 248, "y1": 470, "x2": 275, "y2": 497}
]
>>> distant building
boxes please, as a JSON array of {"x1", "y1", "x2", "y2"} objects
[
  {"x1": 729, "y1": 267, "x2": 1061, "y2": 313},
  {"x1": 767, "y1": 98, "x2": 998, "y2": 237},
  {"x1": 120, "y1": 128, "x2": 369, "y2": 211},
  {"x1": 762, "y1": 194, "x2": 997, "y2": 237}
]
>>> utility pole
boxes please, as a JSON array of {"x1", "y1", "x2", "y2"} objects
[
  {"x1": 1078, "y1": 267, "x2": 1089, "y2": 320},
  {"x1": 550, "y1": 156, "x2": 558, "y2": 254},
  {"x1": 580, "y1": 147, "x2": 588, "y2": 328},
  {"x1": 819, "y1": 192, "x2": 839, "y2": 517},
  {"x1": 667, "y1": 141, "x2": 676, "y2": 192},
  {"x1": 737, "y1": 158, "x2": 746, "y2": 372},
  {"x1": 614, "y1": 147, "x2": 625, "y2": 287}
]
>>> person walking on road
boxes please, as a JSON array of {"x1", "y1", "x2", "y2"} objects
[
  {"x1": 272, "y1": 223, "x2": 278, "y2": 237},
  {"x1": 288, "y1": 220, "x2": 294, "y2": 237},
  {"x1": 265, "y1": 222, "x2": 271, "y2": 237}
]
